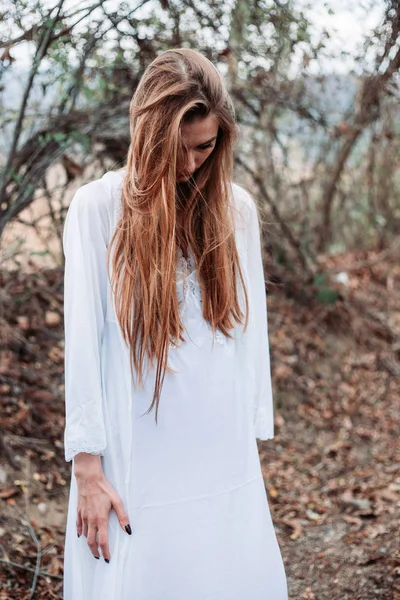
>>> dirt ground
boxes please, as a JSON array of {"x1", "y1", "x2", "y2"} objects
[{"x1": 0, "y1": 248, "x2": 399, "y2": 599}]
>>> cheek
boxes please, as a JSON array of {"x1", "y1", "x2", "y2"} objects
[{"x1": 199, "y1": 149, "x2": 215, "y2": 166}]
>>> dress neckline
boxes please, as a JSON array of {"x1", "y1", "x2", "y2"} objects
[{"x1": 177, "y1": 245, "x2": 197, "y2": 276}]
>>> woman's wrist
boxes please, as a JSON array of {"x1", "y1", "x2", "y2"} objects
[{"x1": 73, "y1": 452, "x2": 103, "y2": 480}]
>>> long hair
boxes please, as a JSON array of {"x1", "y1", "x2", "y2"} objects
[{"x1": 107, "y1": 48, "x2": 249, "y2": 422}]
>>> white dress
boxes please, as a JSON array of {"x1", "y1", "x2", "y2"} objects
[{"x1": 62, "y1": 168, "x2": 288, "y2": 599}]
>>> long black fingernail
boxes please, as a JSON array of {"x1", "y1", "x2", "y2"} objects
[
  {"x1": 125, "y1": 524, "x2": 132, "y2": 535},
  {"x1": 94, "y1": 556, "x2": 100, "y2": 559},
  {"x1": 105, "y1": 558, "x2": 110, "y2": 563},
  {"x1": 77, "y1": 533, "x2": 80, "y2": 538}
]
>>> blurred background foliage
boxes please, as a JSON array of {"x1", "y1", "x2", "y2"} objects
[{"x1": 0, "y1": 0, "x2": 399, "y2": 285}]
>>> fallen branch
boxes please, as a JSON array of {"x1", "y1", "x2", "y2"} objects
[{"x1": 0, "y1": 557, "x2": 63, "y2": 581}]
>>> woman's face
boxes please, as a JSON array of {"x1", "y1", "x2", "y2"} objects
[{"x1": 177, "y1": 114, "x2": 219, "y2": 182}]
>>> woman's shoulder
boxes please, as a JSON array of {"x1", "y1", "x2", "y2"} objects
[
  {"x1": 99, "y1": 167, "x2": 126, "y2": 200},
  {"x1": 69, "y1": 168, "x2": 126, "y2": 228},
  {"x1": 230, "y1": 181, "x2": 257, "y2": 233},
  {"x1": 231, "y1": 181, "x2": 255, "y2": 210}
]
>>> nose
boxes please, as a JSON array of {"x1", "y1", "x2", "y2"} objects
[{"x1": 182, "y1": 152, "x2": 197, "y2": 176}]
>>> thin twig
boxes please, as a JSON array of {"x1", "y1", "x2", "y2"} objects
[
  {"x1": 0, "y1": 557, "x2": 63, "y2": 580},
  {"x1": 22, "y1": 516, "x2": 42, "y2": 600}
]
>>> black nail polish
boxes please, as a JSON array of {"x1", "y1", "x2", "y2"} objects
[
  {"x1": 125, "y1": 524, "x2": 132, "y2": 535},
  {"x1": 77, "y1": 533, "x2": 80, "y2": 538},
  {"x1": 94, "y1": 556, "x2": 100, "y2": 559},
  {"x1": 105, "y1": 558, "x2": 110, "y2": 563}
]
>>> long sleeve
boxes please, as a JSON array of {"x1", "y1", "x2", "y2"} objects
[
  {"x1": 245, "y1": 191, "x2": 275, "y2": 441},
  {"x1": 62, "y1": 182, "x2": 110, "y2": 462}
]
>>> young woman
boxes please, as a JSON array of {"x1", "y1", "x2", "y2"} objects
[{"x1": 62, "y1": 47, "x2": 288, "y2": 599}]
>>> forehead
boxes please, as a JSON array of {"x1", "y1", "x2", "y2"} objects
[{"x1": 180, "y1": 114, "x2": 219, "y2": 147}]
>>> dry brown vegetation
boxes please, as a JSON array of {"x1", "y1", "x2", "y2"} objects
[{"x1": 1, "y1": 249, "x2": 399, "y2": 599}]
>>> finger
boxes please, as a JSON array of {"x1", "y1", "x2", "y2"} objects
[
  {"x1": 76, "y1": 511, "x2": 83, "y2": 538},
  {"x1": 98, "y1": 517, "x2": 111, "y2": 562},
  {"x1": 112, "y1": 496, "x2": 131, "y2": 534},
  {"x1": 87, "y1": 521, "x2": 100, "y2": 558},
  {"x1": 82, "y1": 516, "x2": 89, "y2": 539}
]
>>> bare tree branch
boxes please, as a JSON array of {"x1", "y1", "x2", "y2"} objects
[
  {"x1": 0, "y1": 0, "x2": 66, "y2": 204},
  {"x1": 235, "y1": 155, "x2": 315, "y2": 277},
  {"x1": 317, "y1": 30, "x2": 400, "y2": 251}
]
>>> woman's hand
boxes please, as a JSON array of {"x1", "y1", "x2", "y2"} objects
[{"x1": 73, "y1": 453, "x2": 131, "y2": 562}]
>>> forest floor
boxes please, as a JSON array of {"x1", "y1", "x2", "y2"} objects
[{"x1": 0, "y1": 248, "x2": 399, "y2": 600}]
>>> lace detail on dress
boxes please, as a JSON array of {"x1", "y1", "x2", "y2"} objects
[
  {"x1": 64, "y1": 441, "x2": 106, "y2": 463},
  {"x1": 169, "y1": 246, "x2": 228, "y2": 349},
  {"x1": 176, "y1": 246, "x2": 197, "y2": 275},
  {"x1": 64, "y1": 410, "x2": 107, "y2": 462}
]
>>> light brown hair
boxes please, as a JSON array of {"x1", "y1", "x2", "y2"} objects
[{"x1": 108, "y1": 48, "x2": 249, "y2": 422}]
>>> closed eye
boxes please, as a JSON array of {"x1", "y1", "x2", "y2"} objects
[{"x1": 198, "y1": 143, "x2": 214, "y2": 150}]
